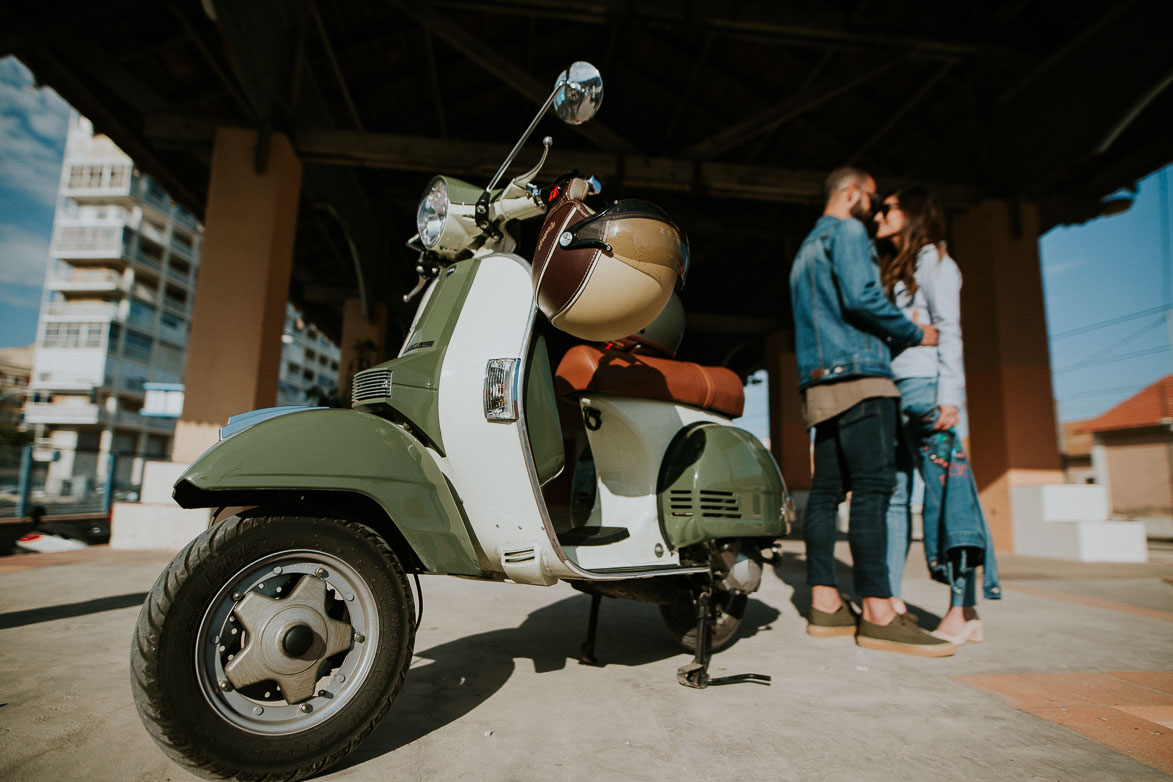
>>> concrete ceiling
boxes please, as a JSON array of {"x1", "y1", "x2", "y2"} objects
[{"x1": 5, "y1": 0, "x2": 1170, "y2": 374}]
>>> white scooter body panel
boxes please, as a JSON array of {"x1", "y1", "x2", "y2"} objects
[
  {"x1": 431, "y1": 252, "x2": 715, "y2": 585},
  {"x1": 433, "y1": 253, "x2": 560, "y2": 584},
  {"x1": 566, "y1": 396, "x2": 729, "y2": 569}
]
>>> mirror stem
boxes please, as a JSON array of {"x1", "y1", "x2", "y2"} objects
[{"x1": 483, "y1": 78, "x2": 566, "y2": 196}]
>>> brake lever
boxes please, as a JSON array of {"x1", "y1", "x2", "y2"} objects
[
  {"x1": 404, "y1": 253, "x2": 441, "y2": 303},
  {"x1": 403, "y1": 273, "x2": 430, "y2": 303}
]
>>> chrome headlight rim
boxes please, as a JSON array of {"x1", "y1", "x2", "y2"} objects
[{"x1": 416, "y1": 176, "x2": 449, "y2": 249}]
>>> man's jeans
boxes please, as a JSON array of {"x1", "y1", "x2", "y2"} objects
[{"x1": 804, "y1": 395, "x2": 897, "y2": 598}]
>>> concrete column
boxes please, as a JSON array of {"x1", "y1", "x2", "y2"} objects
[
  {"x1": 951, "y1": 199, "x2": 1064, "y2": 551},
  {"x1": 338, "y1": 297, "x2": 388, "y2": 401},
  {"x1": 171, "y1": 128, "x2": 302, "y2": 463},
  {"x1": 765, "y1": 330, "x2": 812, "y2": 492}
]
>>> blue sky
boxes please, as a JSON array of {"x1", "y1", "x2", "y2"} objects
[
  {"x1": 1, "y1": 54, "x2": 1170, "y2": 426},
  {"x1": 0, "y1": 57, "x2": 69, "y2": 346}
]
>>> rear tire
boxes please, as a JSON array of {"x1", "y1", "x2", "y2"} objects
[
  {"x1": 659, "y1": 590, "x2": 747, "y2": 653},
  {"x1": 129, "y1": 513, "x2": 415, "y2": 781}
]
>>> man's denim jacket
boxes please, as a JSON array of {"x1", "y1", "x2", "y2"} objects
[{"x1": 790, "y1": 216, "x2": 922, "y2": 390}]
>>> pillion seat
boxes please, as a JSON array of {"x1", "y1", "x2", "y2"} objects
[{"x1": 553, "y1": 345, "x2": 745, "y2": 419}]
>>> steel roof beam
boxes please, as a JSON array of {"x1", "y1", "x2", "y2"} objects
[{"x1": 385, "y1": 0, "x2": 639, "y2": 154}]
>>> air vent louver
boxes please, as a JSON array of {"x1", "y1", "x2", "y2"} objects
[{"x1": 351, "y1": 369, "x2": 392, "y2": 404}]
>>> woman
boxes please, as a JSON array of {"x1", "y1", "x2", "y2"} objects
[{"x1": 873, "y1": 185, "x2": 1000, "y2": 645}]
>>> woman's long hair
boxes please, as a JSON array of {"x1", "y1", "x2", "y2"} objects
[{"x1": 877, "y1": 185, "x2": 946, "y2": 300}]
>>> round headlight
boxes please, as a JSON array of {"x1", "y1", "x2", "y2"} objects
[{"x1": 416, "y1": 177, "x2": 449, "y2": 248}]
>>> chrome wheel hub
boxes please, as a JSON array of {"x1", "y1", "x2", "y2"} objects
[
  {"x1": 226, "y1": 576, "x2": 353, "y2": 703},
  {"x1": 196, "y1": 550, "x2": 380, "y2": 735}
]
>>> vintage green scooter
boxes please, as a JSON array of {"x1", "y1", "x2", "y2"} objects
[{"x1": 130, "y1": 62, "x2": 792, "y2": 781}]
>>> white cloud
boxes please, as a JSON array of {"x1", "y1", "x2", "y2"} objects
[
  {"x1": 0, "y1": 56, "x2": 70, "y2": 210},
  {"x1": 1042, "y1": 257, "x2": 1088, "y2": 277},
  {"x1": 0, "y1": 222, "x2": 52, "y2": 287}
]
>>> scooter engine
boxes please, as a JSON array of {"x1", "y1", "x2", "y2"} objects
[{"x1": 712, "y1": 541, "x2": 763, "y2": 594}]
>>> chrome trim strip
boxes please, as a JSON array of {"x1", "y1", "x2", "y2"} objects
[
  {"x1": 219, "y1": 406, "x2": 319, "y2": 440},
  {"x1": 569, "y1": 564, "x2": 710, "y2": 578}
]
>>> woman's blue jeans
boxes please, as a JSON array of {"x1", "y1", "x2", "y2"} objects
[
  {"x1": 886, "y1": 377, "x2": 976, "y2": 607},
  {"x1": 804, "y1": 396, "x2": 897, "y2": 598}
]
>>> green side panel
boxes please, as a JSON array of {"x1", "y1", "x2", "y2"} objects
[
  {"x1": 180, "y1": 409, "x2": 483, "y2": 576},
  {"x1": 658, "y1": 423, "x2": 787, "y2": 548},
  {"x1": 441, "y1": 176, "x2": 486, "y2": 205},
  {"x1": 352, "y1": 258, "x2": 482, "y2": 453},
  {"x1": 524, "y1": 336, "x2": 565, "y2": 485}
]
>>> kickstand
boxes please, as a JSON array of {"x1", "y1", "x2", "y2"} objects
[
  {"x1": 676, "y1": 587, "x2": 771, "y2": 689},
  {"x1": 578, "y1": 593, "x2": 603, "y2": 666}
]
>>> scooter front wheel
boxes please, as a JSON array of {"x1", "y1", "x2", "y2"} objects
[
  {"x1": 130, "y1": 513, "x2": 415, "y2": 781},
  {"x1": 660, "y1": 589, "x2": 747, "y2": 653}
]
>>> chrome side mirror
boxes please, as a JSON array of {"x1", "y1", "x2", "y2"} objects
[
  {"x1": 553, "y1": 62, "x2": 604, "y2": 125},
  {"x1": 481, "y1": 62, "x2": 604, "y2": 207}
]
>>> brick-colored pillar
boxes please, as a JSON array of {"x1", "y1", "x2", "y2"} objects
[
  {"x1": 951, "y1": 199, "x2": 1064, "y2": 551},
  {"x1": 766, "y1": 329, "x2": 812, "y2": 492},
  {"x1": 171, "y1": 128, "x2": 302, "y2": 463},
  {"x1": 338, "y1": 297, "x2": 388, "y2": 401}
]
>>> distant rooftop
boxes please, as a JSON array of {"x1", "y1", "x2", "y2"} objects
[{"x1": 1081, "y1": 375, "x2": 1173, "y2": 434}]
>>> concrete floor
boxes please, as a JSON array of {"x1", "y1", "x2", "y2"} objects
[{"x1": 0, "y1": 541, "x2": 1170, "y2": 782}]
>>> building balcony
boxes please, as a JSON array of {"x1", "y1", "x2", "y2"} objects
[
  {"x1": 168, "y1": 241, "x2": 196, "y2": 264},
  {"x1": 46, "y1": 269, "x2": 124, "y2": 295},
  {"x1": 62, "y1": 180, "x2": 134, "y2": 206},
  {"x1": 23, "y1": 401, "x2": 106, "y2": 426},
  {"x1": 44, "y1": 301, "x2": 120, "y2": 320},
  {"x1": 51, "y1": 226, "x2": 129, "y2": 260}
]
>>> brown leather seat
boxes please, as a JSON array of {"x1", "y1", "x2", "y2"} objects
[{"x1": 554, "y1": 345, "x2": 745, "y2": 418}]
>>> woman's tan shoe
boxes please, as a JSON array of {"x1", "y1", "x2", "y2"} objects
[{"x1": 930, "y1": 619, "x2": 983, "y2": 646}]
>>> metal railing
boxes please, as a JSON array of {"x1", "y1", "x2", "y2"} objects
[{"x1": 0, "y1": 443, "x2": 151, "y2": 519}]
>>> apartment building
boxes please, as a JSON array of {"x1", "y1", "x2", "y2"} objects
[
  {"x1": 0, "y1": 346, "x2": 34, "y2": 429},
  {"x1": 278, "y1": 304, "x2": 341, "y2": 407},
  {"x1": 23, "y1": 115, "x2": 202, "y2": 499}
]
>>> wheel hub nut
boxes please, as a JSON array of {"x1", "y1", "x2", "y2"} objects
[
  {"x1": 300, "y1": 703, "x2": 313, "y2": 713},
  {"x1": 281, "y1": 623, "x2": 316, "y2": 657}
]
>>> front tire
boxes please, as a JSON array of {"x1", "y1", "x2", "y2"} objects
[{"x1": 130, "y1": 513, "x2": 415, "y2": 781}]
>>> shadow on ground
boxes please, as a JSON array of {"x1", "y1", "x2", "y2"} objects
[
  {"x1": 0, "y1": 591, "x2": 148, "y2": 629},
  {"x1": 337, "y1": 591, "x2": 779, "y2": 770}
]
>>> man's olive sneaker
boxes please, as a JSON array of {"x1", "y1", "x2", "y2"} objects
[
  {"x1": 856, "y1": 612, "x2": 957, "y2": 657},
  {"x1": 807, "y1": 601, "x2": 858, "y2": 637}
]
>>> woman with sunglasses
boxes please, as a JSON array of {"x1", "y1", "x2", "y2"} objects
[{"x1": 873, "y1": 185, "x2": 1000, "y2": 646}]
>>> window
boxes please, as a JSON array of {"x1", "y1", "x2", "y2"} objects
[
  {"x1": 164, "y1": 285, "x2": 187, "y2": 310},
  {"x1": 128, "y1": 300, "x2": 156, "y2": 330},
  {"x1": 138, "y1": 237, "x2": 164, "y2": 265},
  {"x1": 108, "y1": 165, "x2": 130, "y2": 188},
  {"x1": 67, "y1": 165, "x2": 104, "y2": 188},
  {"x1": 42, "y1": 321, "x2": 106, "y2": 349},
  {"x1": 156, "y1": 344, "x2": 184, "y2": 372},
  {"x1": 146, "y1": 435, "x2": 169, "y2": 457},
  {"x1": 123, "y1": 330, "x2": 153, "y2": 362}
]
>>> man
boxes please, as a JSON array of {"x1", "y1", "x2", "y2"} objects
[{"x1": 789, "y1": 166, "x2": 954, "y2": 656}]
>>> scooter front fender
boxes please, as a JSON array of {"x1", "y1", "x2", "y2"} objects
[{"x1": 173, "y1": 408, "x2": 483, "y2": 576}]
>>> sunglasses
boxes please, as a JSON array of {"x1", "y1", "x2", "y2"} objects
[{"x1": 878, "y1": 202, "x2": 901, "y2": 217}]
